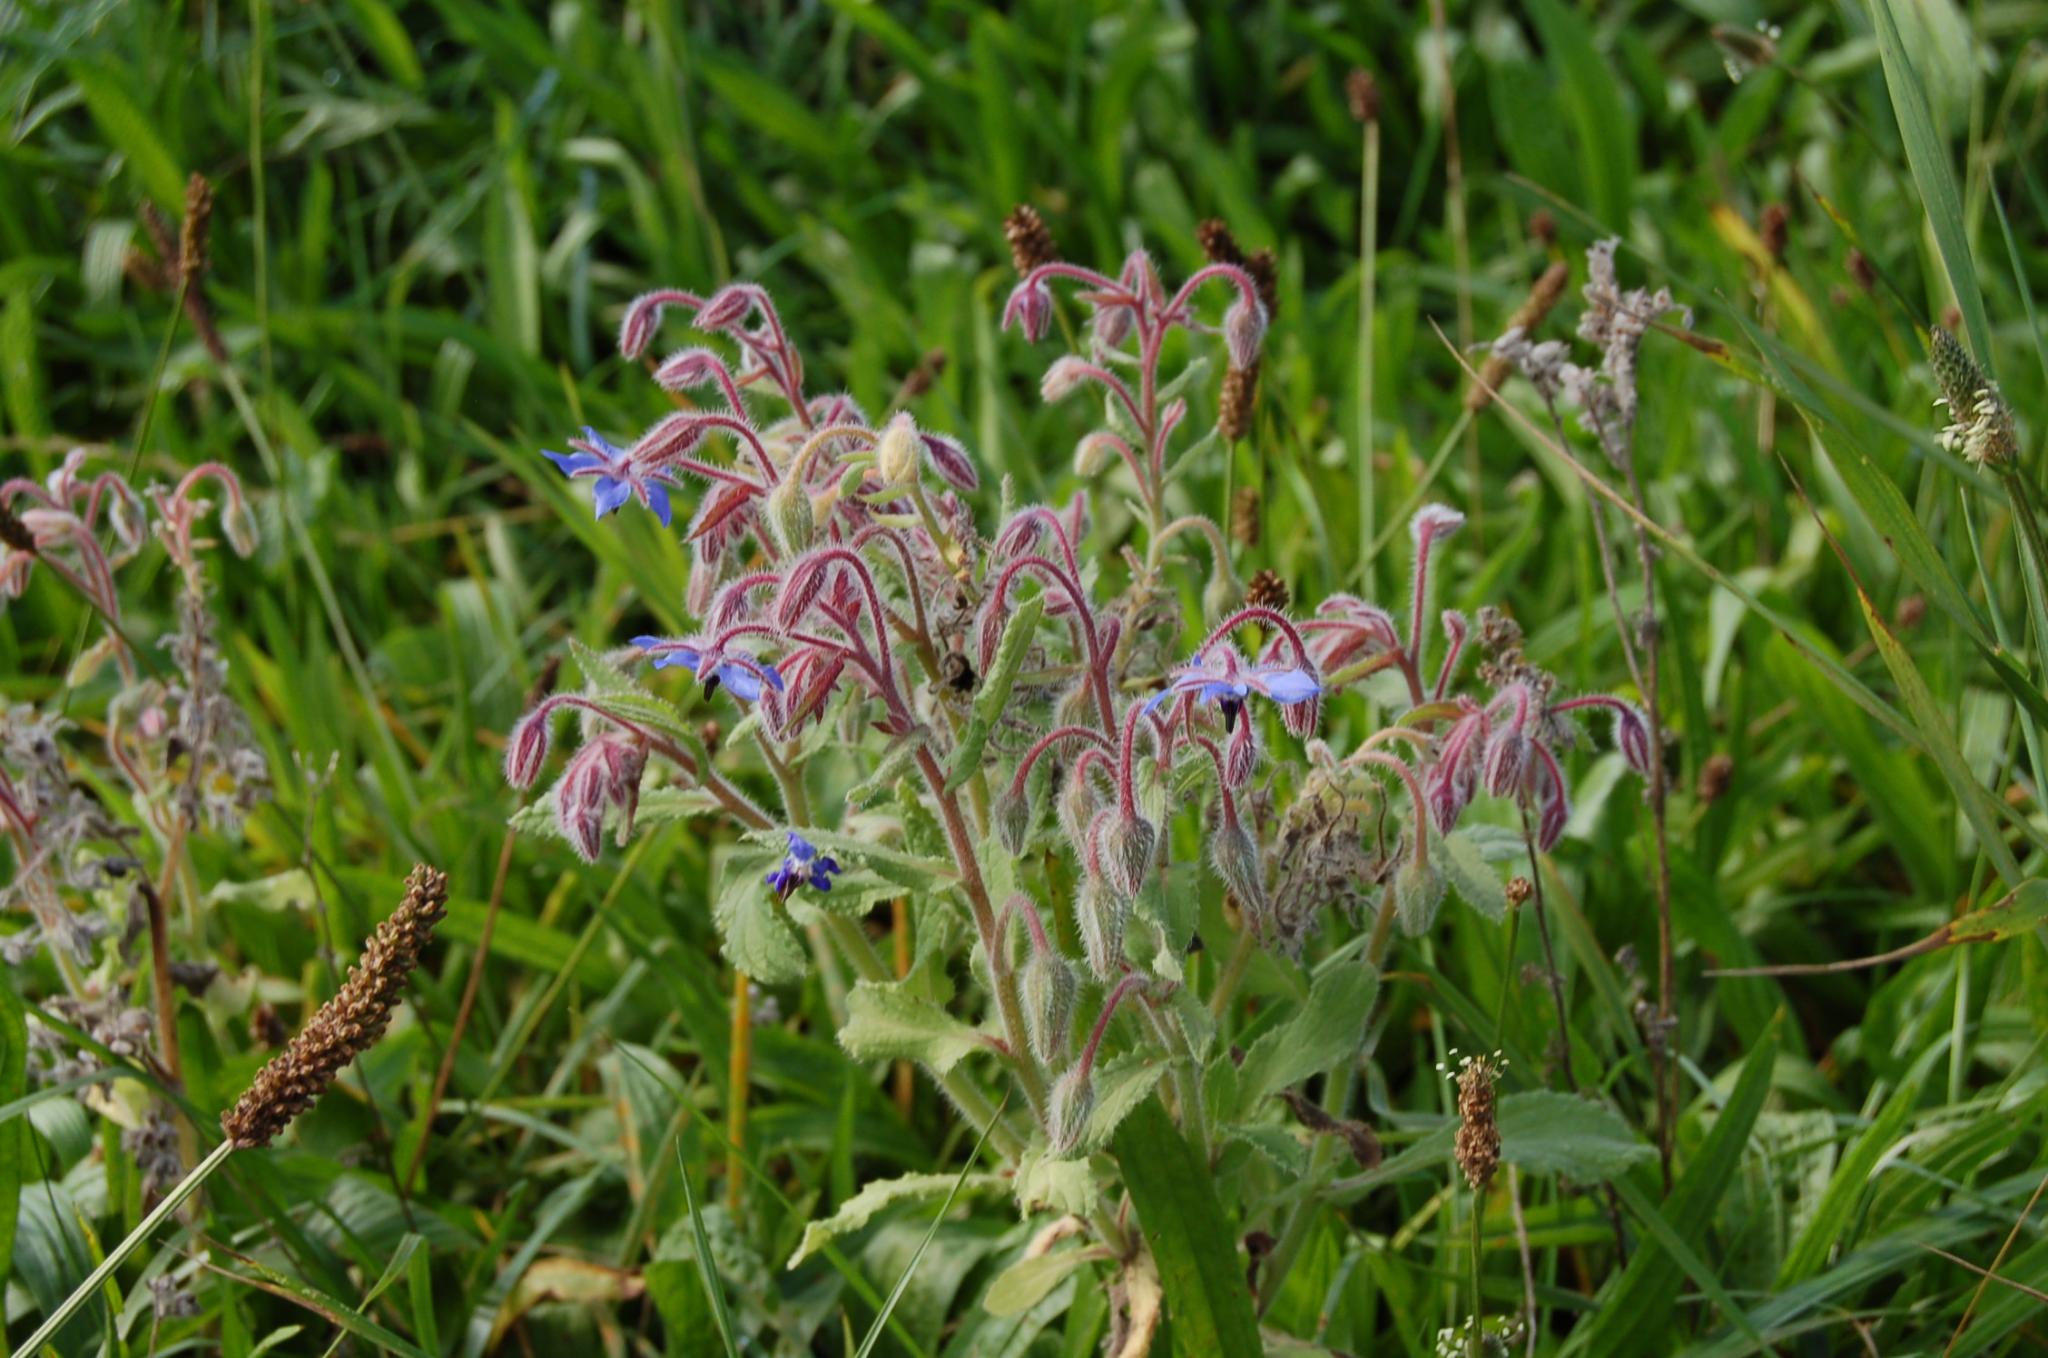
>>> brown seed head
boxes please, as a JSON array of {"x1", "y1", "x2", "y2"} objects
[
  {"x1": 1895, "y1": 593, "x2": 1927, "y2": 630},
  {"x1": 180, "y1": 173, "x2": 214, "y2": 281},
  {"x1": 1196, "y1": 218, "x2": 1245, "y2": 268},
  {"x1": 1505, "y1": 876, "x2": 1533, "y2": 908},
  {"x1": 1345, "y1": 67, "x2": 1379, "y2": 123},
  {"x1": 1846, "y1": 249, "x2": 1876, "y2": 293},
  {"x1": 1528, "y1": 209, "x2": 1557, "y2": 249},
  {"x1": 1696, "y1": 752, "x2": 1733, "y2": 804},
  {"x1": 1245, "y1": 568, "x2": 1289, "y2": 613},
  {"x1": 1218, "y1": 364, "x2": 1259, "y2": 442},
  {"x1": 221, "y1": 865, "x2": 448, "y2": 1149},
  {"x1": 1230, "y1": 485, "x2": 1261, "y2": 549},
  {"x1": 895, "y1": 347, "x2": 949, "y2": 404},
  {"x1": 1758, "y1": 203, "x2": 1788, "y2": 263},
  {"x1": 1003, "y1": 204, "x2": 1059, "y2": 278},
  {"x1": 1453, "y1": 1053, "x2": 1502, "y2": 1193}
]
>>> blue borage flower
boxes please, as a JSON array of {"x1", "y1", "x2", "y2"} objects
[
  {"x1": 1142, "y1": 645, "x2": 1320, "y2": 729},
  {"x1": 629, "y1": 636, "x2": 784, "y2": 701},
  {"x1": 766, "y1": 831, "x2": 840, "y2": 896},
  {"x1": 544, "y1": 428, "x2": 673, "y2": 527}
]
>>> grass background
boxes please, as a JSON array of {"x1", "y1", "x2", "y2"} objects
[{"x1": 5, "y1": 0, "x2": 2048, "y2": 1353}]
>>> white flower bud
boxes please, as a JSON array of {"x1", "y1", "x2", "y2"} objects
[
  {"x1": 764, "y1": 476, "x2": 813, "y2": 556},
  {"x1": 1047, "y1": 1065, "x2": 1095, "y2": 1157},
  {"x1": 1394, "y1": 852, "x2": 1446, "y2": 937},
  {"x1": 875, "y1": 412, "x2": 922, "y2": 488},
  {"x1": 1076, "y1": 875, "x2": 1127, "y2": 982},
  {"x1": 1021, "y1": 948, "x2": 1077, "y2": 1065}
]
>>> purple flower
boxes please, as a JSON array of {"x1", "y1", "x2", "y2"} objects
[
  {"x1": 766, "y1": 831, "x2": 840, "y2": 896},
  {"x1": 630, "y1": 636, "x2": 784, "y2": 702},
  {"x1": 1144, "y1": 645, "x2": 1321, "y2": 729},
  {"x1": 544, "y1": 428, "x2": 672, "y2": 527}
]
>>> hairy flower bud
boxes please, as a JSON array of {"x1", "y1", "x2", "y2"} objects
[
  {"x1": 1091, "y1": 301, "x2": 1133, "y2": 349},
  {"x1": 1613, "y1": 702, "x2": 1653, "y2": 777},
  {"x1": 1480, "y1": 729, "x2": 1532, "y2": 799},
  {"x1": 1098, "y1": 811, "x2": 1156, "y2": 900},
  {"x1": 1394, "y1": 851, "x2": 1446, "y2": 937},
  {"x1": 1223, "y1": 297, "x2": 1266, "y2": 370},
  {"x1": 763, "y1": 476, "x2": 814, "y2": 556},
  {"x1": 1202, "y1": 569, "x2": 1245, "y2": 624},
  {"x1": 1047, "y1": 1065, "x2": 1095, "y2": 1157},
  {"x1": 921, "y1": 432, "x2": 980, "y2": 493},
  {"x1": 221, "y1": 496, "x2": 259, "y2": 558},
  {"x1": 1057, "y1": 766, "x2": 1098, "y2": 857},
  {"x1": 1002, "y1": 281, "x2": 1053, "y2": 343},
  {"x1": 875, "y1": 412, "x2": 923, "y2": 488},
  {"x1": 1021, "y1": 947, "x2": 1077, "y2": 1065},
  {"x1": 1040, "y1": 356, "x2": 1091, "y2": 403},
  {"x1": 1076, "y1": 874, "x2": 1126, "y2": 982},
  {"x1": 994, "y1": 783, "x2": 1032, "y2": 856},
  {"x1": 1224, "y1": 717, "x2": 1257, "y2": 790},
  {"x1": 1209, "y1": 818, "x2": 1269, "y2": 930},
  {"x1": 1075, "y1": 432, "x2": 1121, "y2": 477},
  {"x1": 504, "y1": 708, "x2": 552, "y2": 789},
  {"x1": 654, "y1": 347, "x2": 727, "y2": 393}
]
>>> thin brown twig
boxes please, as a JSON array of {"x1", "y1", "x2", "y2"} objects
[{"x1": 1943, "y1": 1167, "x2": 2048, "y2": 1354}]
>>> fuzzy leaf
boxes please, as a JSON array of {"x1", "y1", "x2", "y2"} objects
[
  {"x1": 1440, "y1": 829, "x2": 1507, "y2": 923},
  {"x1": 1082, "y1": 1057, "x2": 1167, "y2": 1152},
  {"x1": 787, "y1": 1171, "x2": 1003, "y2": 1268},
  {"x1": 711, "y1": 851, "x2": 806, "y2": 984},
  {"x1": 837, "y1": 981, "x2": 984, "y2": 1074},
  {"x1": 1499, "y1": 1091, "x2": 1656, "y2": 1180},
  {"x1": 983, "y1": 1250, "x2": 1095, "y2": 1319},
  {"x1": 1013, "y1": 1147, "x2": 1098, "y2": 1218},
  {"x1": 1237, "y1": 964, "x2": 1379, "y2": 1110}
]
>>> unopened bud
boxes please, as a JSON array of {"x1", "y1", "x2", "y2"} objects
[
  {"x1": 1393, "y1": 852, "x2": 1446, "y2": 937},
  {"x1": 504, "y1": 709, "x2": 552, "y2": 789},
  {"x1": 875, "y1": 413, "x2": 923, "y2": 488},
  {"x1": 1047, "y1": 1065, "x2": 1095, "y2": 1157},
  {"x1": 221, "y1": 497, "x2": 259, "y2": 558},
  {"x1": 764, "y1": 476, "x2": 813, "y2": 556},
  {"x1": 1057, "y1": 767, "x2": 1098, "y2": 856},
  {"x1": 1041, "y1": 356, "x2": 1091, "y2": 403},
  {"x1": 1099, "y1": 811, "x2": 1156, "y2": 900},
  {"x1": 1075, "y1": 432, "x2": 1120, "y2": 477},
  {"x1": 1223, "y1": 298, "x2": 1266, "y2": 370},
  {"x1": 994, "y1": 784, "x2": 1032, "y2": 856},
  {"x1": 1613, "y1": 703, "x2": 1653, "y2": 778},
  {"x1": 1076, "y1": 875, "x2": 1127, "y2": 982},
  {"x1": 1209, "y1": 819, "x2": 1269, "y2": 930},
  {"x1": 1021, "y1": 948, "x2": 1077, "y2": 1065},
  {"x1": 1202, "y1": 570, "x2": 1245, "y2": 625}
]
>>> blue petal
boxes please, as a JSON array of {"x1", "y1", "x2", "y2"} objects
[
  {"x1": 717, "y1": 664, "x2": 764, "y2": 702},
  {"x1": 1143, "y1": 688, "x2": 1175, "y2": 715},
  {"x1": 645, "y1": 481, "x2": 673, "y2": 528},
  {"x1": 759, "y1": 662, "x2": 785, "y2": 693},
  {"x1": 1260, "y1": 668, "x2": 1322, "y2": 704},
  {"x1": 816, "y1": 856, "x2": 840, "y2": 874},
  {"x1": 545, "y1": 449, "x2": 604, "y2": 475},
  {"x1": 809, "y1": 868, "x2": 833, "y2": 890},
  {"x1": 1197, "y1": 681, "x2": 1251, "y2": 704},
  {"x1": 593, "y1": 477, "x2": 633, "y2": 518},
  {"x1": 580, "y1": 427, "x2": 626, "y2": 458},
  {"x1": 786, "y1": 833, "x2": 815, "y2": 862}
]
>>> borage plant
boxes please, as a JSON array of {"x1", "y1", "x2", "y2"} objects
[{"x1": 504, "y1": 233, "x2": 1653, "y2": 1349}]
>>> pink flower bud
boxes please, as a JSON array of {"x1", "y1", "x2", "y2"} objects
[
  {"x1": 1224, "y1": 717, "x2": 1257, "y2": 790},
  {"x1": 554, "y1": 758, "x2": 606, "y2": 864},
  {"x1": 1410, "y1": 503, "x2": 1466, "y2": 548},
  {"x1": 619, "y1": 290, "x2": 689, "y2": 358},
  {"x1": 1091, "y1": 301, "x2": 1133, "y2": 348},
  {"x1": 1040, "y1": 356, "x2": 1091, "y2": 403},
  {"x1": 504, "y1": 709, "x2": 553, "y2": 790},
  {"x1": 653, "y1": 347, "x2": 728, "y2": 392},
  {"x1": 1223, "y1": 297, "x2": 1266, "y2": 370},
  {"x1": 1480, "y1": 729, "x2": 1532, "y2": 799},
  {"x1": 1002, "y1": 281, "x2": 1053, "y2": 343},
  {"x1": 921, "y1": 433, "x2": 979, "y2": 493},
  {"x1": 693, "y1": 284, "x2": 754, "y2": 332},
  {"x1": 1614, "y1": 703, "x2": 1653, "y2": 777}
]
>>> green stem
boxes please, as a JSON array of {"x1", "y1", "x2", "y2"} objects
[
  {"x1": 1467, "y1": 1185, "x2": 1486, "y2": 1358},
  {"x1": 21, "y1": 1138, "x2": 236, "y2": 1356}
]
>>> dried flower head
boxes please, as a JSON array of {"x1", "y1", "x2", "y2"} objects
[
  {"x1": 1451, "y1": 1050, "x2": 1503, "y2": 1192},
  {"x1": 1004, "y1": 204, "x2": 1060, "y2": 278},
  {"x1": 180, "y1": 173, "x2": 214, "y2": 281},
  {"x1": 1346, "y1": 67, "x2": 1379, "y2": 122},
  {"x1": 1218, "y1": 363, "x2": 1258, "y2": 440},
  {"x1": 1467, "y1": 261, "x2": 1571, "y2": 412},
  {"x1": 220, "y1": 865, "x2": 448, "y2": 1149},
  {"x1": 1244, "y1": 568, "x2": 1289, "y2": 613}
]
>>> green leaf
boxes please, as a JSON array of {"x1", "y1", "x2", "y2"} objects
[
  {"x1": 947, "y1": 595, "x2": 1044, "y2": 792},
  {"x1": 1082, "y1": 1057, "x2": 1167, "y2": 1153},
  {"x1": 1441, "y1": 829, "x2": 1507, "y2": 923},
  {"x1": 1776, "y1": 1071, "x2": 1922, "y2": 1287},
  {"x1": 983, "y1": 1250, "x2": 1095, "y2": 1319},
  {"x1": 1562, "y1": 1013, "x2": 1781, "y2": 1358},
  {"x1": 1870, "y1": 0, "x2": 1992, "y2": 366},
  {"x1": 712, "y1": 852, "x2": 807, "y2": 984},
  {"x1": 1950, "y1": 880, "x2": 2048, "y2": 943},
  {"x1": 1498, "y1": 1090, "x2": 1656, "y2": 1181},
  {"x1": 0, "y1": 982, "x2": 24, "y2": 1295},
  {"x1": 1112, "y1": 1097, "x2": 1263, "y2": 1356},
  {"x1": 1013, "y1": 1148, "x2": 1099, "y2": 1218},
  {"x1": 787, "y1": 1171, "x2": 1000, "y2": 1269},
  {"x1": 837, "y1": 981, "x2": 984, "y2": 1075},
  {"x1": 69, "y1": 63, "x2": 185, "y2": 208},
  {"x1": 1858, "y1": 589, "x2": 2024, "y2": 886},
  {"x1": 1237, "y1": 964, "x2": 1378, "y2": 1109}
]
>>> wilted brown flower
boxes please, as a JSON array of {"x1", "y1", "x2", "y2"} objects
[{"x1": 220, "y1": 865, "x2": 448, "y2": 1148}]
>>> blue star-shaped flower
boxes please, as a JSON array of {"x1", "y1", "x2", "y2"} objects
[
  {"x1": 544, "y1": 428, "x2": 672, "y2": 527},
  {"x1": 766, "y1": 831, "x2": 840, "y2": 895},
  {"x1": 1143, "y1": 646, "x2": 1320, "y2": 726},
  {"x1": 630, "y1": 636, "x2": 784, "y2": 702}
]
